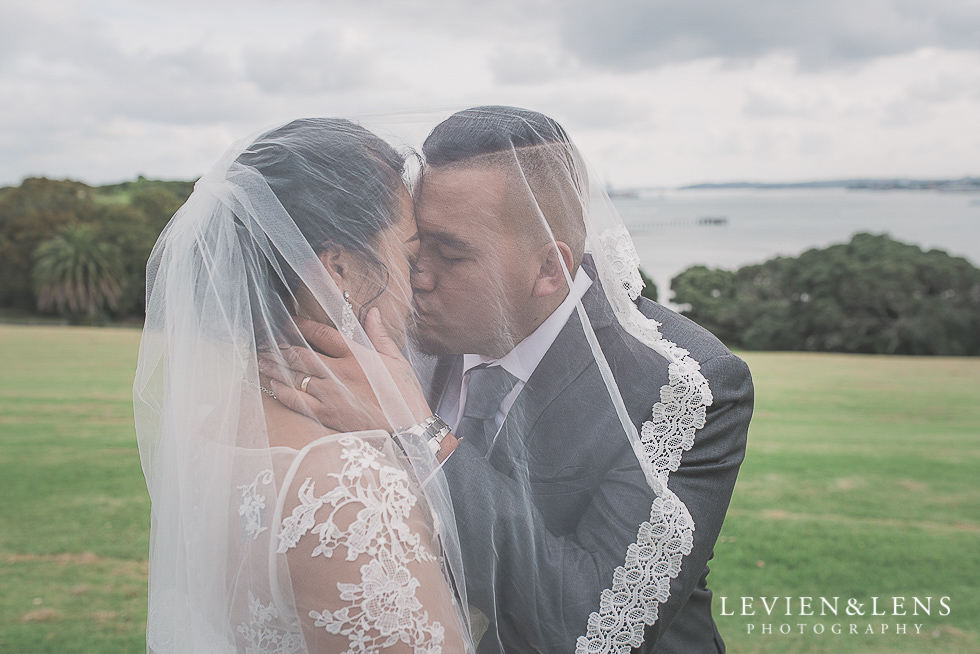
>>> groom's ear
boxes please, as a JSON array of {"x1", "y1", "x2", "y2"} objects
[{"x1": 531, "y1": 241, "x2": 574, "y2": 299}]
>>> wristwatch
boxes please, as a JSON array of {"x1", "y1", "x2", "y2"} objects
[{"x1": 397, "y1": 414, "x2": 452, "y2": 455}]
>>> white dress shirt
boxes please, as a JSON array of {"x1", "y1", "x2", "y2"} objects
[{"x1": 438, "y1": 268, "x2": 593, "y2": 442}]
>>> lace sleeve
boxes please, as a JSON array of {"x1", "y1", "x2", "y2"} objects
[{"x1": 275, "y1": 434, "x2": 465, "y2": 653}]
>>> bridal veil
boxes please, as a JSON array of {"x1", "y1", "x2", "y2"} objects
[
  {"x1": 134, "y1": 118, "x2": 473, "y2": 653},
  {"x1": 134, "y1": 108, "x2": 732, "y2": 654}
]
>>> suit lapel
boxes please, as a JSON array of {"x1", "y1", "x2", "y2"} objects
[
  {"x1": 488, "y1": 272, "x2": 614, "y2": 468},
  {"x1": 423, "y1": 354, "x2": 461, "y2": 410},
  {"x1": 425, "y1": 257, "x2": 619, "y2": 470}
]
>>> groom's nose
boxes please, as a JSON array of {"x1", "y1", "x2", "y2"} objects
[{"x1": 411, "y1": 263, "x2": 435, "y2": 293}]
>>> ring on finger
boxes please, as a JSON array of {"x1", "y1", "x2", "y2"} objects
[{"x1": 300, "y1": 375, "x2": 313, "y2": 393}]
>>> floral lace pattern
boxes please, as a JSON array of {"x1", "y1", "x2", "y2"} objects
[
  {"x1": 238, "y1": 592, "x2": 305, "y2": 654},
  {"x1": 576, "y1": 227, "x2": 713, "y2": 654},
  {"x1": 310, "y1": 548, "x2": 446, "y2": 652},
  {"x1": 597, "y1": 225, "x2": 646, "y2": 302},
  {"x1": 238, "y1": 469, "x2": 275, "y2": 540},
  {"x1": 277, "y1": 436, "x2": 445, "y2": 653}
]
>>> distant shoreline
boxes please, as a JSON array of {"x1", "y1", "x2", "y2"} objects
[
  {"x1": 678, "y1": 177, "x2": 980, "y2": 192},
  {"x1": 5, "y1": 175, "x2": 979, "y2": 195}
]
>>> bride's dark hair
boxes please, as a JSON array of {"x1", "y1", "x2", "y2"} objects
[
  {"x1": 232, "y1": 118, "x2": 408, "y2": 345},
  {"x1": 238, "y1": 117, "x2": 406, "y2": 263}
]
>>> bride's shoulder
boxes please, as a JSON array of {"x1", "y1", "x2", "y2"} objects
[
  {"x1": 289, "y1": 429, "x2": 403, "y2": 476},
  {"x1": 279, "y1": 430, "x2": 422, "y2": 521},
  {"x1": 277, "y1": 430, "x2": 436, "y2": 559}
]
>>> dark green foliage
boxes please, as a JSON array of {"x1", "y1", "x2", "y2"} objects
[
  {"x1": 0, "y1": 178, "x2": 98, "y2": 310},
  {"x1": 33, "y1": 225, "x2": 124, "y2": 323},
  {"x1": 638, "y1": 267, "x2": 658, "y2": 303},
  {"x1": 671, "y1": 233, "x2": 980, "y2": 355},
  {"x1": 0, "y1": 176, "x2": 192, "y2": 320},
  {"x1": 668, "y1": 264, "x2": 739, "y2": 344},
  {"x1": 93, "y1": 201, "x2": 167, "y2": 317}
]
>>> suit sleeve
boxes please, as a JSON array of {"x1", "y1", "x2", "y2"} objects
[{"x1": 640, "y1": 352, "x2": 754, "y2": 651}]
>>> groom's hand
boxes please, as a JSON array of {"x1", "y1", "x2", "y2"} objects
[{"x1": 259, "y1": 308, "x2": 433, "y2": 435}]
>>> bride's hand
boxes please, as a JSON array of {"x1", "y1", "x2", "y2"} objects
[{"x1": 259, "y1": 308, "x2": 433, "y2": 435}]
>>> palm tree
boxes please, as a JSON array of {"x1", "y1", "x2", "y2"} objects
[{"x1": 32, "y1": 224, "x2": 124, "y2": 320}]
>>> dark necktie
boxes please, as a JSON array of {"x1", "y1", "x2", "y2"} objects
[{"x1": 455, "y1": 364, "x2": 519, "y2": 455}]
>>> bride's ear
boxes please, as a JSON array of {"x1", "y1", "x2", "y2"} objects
[{"x1": 317, "y1": 241, "x2": 347, "y2": 288}]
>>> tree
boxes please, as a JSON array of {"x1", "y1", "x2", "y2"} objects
[
  {"x1": 2, "y1": 176, "x2": 192, "y2": 320},
  {"x1": 785, "y1": 234, "x2": 980, "y2": 354},
  {"x1": 129, "y1": 185, "x2": 185, "y2": 233},
  {"x1": 0, "y1": 178, "x2": 98, "y2": 310},
  {"x1": 730, "y1": 257, "x2": 804, "y2": 351},
  {"x1": 33, "y1": 224, "x2": 124, "y2": 323},
  {"x1": 638, "y1": 268, "x2": 658, "y2": 303},
  {"x1": 669, "y1": 265, "x2": 739, "y2": 344},
  {"x1": 670, "y1": 233, "x2": 980, "y2": 355},
  {"x1": 93, "y1": 203, "x2": 161, "y2": 318}
]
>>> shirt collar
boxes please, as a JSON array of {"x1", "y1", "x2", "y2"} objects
[{"x1": 463, "y1": 267, "x2": 593, "y2": 382}]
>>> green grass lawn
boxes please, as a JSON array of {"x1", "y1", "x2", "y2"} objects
[
  {"x1": 711, "y1": 352, "x2": 980, "y2": 653},
  {"x1": 0, "y1": 325, "x2": 147, "y2": 654},
  {"x1": 0, "y1": 326, "x2": 977, "y2": 653}
]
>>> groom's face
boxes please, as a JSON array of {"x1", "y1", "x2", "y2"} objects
[{"x1": 411, "y1": 165, "x2": 542, "y2": 358}]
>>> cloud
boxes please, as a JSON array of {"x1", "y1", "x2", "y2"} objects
[
  {"x1": 2, "y1": 0, "x2": 979, "y2": 188},
  {"x1": 742, "y1": 87, "x2": 834, "y2": 121},
  {"x1": 489, "y1": 45, "x2": 574, "y2": 85},
  {"x1": 0, "y1": 4, "x2": 264, "y2": 124},
  {"x1": 0, "y1": 2, "x2": 388, "y2": 183},
  {"x1": 245, "y1": 32, "x2": 376, "y2": 94},
  {"x1": 548, "y1": 92, "x2": 655, "y2": 131},
  {"x1": 559, "y1": 0, "x2": 980, "y2": 70},
  {"x1": 906, "y1": 72, "x2": 980, "y2": 104},
  {"x1": 2, "y1": 26, "x2": 222, "y2": 183}
]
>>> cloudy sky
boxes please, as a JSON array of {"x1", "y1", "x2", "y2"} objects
[{"x1": 2, "y1": 0, "x2": 979, "y2": 188}]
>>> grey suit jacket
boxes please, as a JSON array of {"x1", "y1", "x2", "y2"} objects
[{"x1": 422, "y1": 265, "x2": 753, "y2": 653}]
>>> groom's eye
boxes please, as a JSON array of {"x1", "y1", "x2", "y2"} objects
[{"x1": 436, "y1": 249, "x2": 466, "y2": 265}]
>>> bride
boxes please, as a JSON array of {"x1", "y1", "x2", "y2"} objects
[{"x1": 134, "y1": 118, "x2": 473, "y2": 652}]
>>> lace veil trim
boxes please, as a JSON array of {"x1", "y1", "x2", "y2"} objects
[{"x1": 576, "y1": 226, "x2": 713, "y2": 653}]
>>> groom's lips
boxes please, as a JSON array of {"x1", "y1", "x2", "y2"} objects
[
  {"x1": 412, "y1": 306, "x2": 435, "y2": 325},
  {"x1": 413, "y1": 308, "x2": 446, "y2": 335}
]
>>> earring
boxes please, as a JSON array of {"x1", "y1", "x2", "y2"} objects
[{"x1": 341, "y1": 290, "x2": 357, "y2": 339}]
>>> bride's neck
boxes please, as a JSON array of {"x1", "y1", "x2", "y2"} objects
[{"x1": 261, "y1": 390, "x2": 337, "y2": 450}]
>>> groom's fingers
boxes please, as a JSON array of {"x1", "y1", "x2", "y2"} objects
[{"x1": 295, "y1": 316, "x2": 351, "y2": 357}]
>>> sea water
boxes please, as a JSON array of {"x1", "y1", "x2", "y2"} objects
[{"x1": 614, "y1": 188, "x2": 980, "y2": 302}]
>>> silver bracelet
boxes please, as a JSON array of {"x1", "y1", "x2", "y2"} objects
[{"x1": 396, "y1": 414, "x2": 452, "y2": 455}]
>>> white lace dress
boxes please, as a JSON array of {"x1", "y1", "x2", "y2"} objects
[{"x1": 231, "y1": 431, "x2": 464, "y2": 654}]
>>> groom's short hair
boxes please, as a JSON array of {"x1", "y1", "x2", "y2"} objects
[{"x1": 421, "y1": 106, "x2": 588, "y2": 270}]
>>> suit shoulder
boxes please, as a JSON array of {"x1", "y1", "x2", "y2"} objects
[{"x1": 635, "y1": 297, "x2": 734, "y2": 363}]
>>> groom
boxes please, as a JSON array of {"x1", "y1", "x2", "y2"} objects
[
  {"x1": 279, "y1": 107, "x2": 753, "y2": 652},
  {"x1": 407, "y1": 107, "x2": 753, "y2": 653}
]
